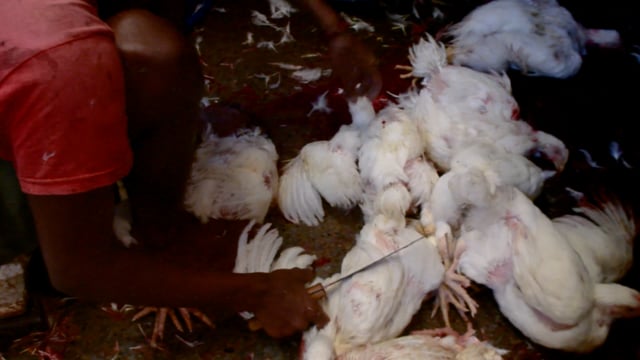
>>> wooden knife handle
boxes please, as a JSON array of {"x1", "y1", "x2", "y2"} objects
[
  {"x1": 247, "y1": 283, "x2": 327, "y2": 331},
  {"x1": 306, "y1": 283, "x2": 327, "y2": 300}
]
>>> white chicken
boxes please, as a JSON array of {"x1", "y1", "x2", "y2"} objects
[
  {"x1": 425, "y1": 143, "x2": 555, "y2": 327},
  {"x1": 449, "y1": 142, "x2": 556, "y2": 199},
  {"x1": 397, "y1": 35, "x2": 569, "y2": 173},
  {"x1": 495, "y1": 280, "x2": 640, "y2": 353},
  {"x1": 388, "y1": 167, "x2": 484, "y2": 331},
  {"x1": 446, "y1": 0, "x2": 621, "y2": 78},
  {"x1": 184, "y1": 126, "x2": 279, "y2": 223},
  {"x1": 458, "y1": 183, "x2": 594, "y2": 324},
  {"x1": 452, "y1": 180, "x2": 640, "y2": 352},
  {"x1": 429, "y1": 142, "x2": 555, "y2": 230},
  {"x1": 358, "y1": 103, "x2": 440, "y2": 230},
  {"x1": 301, "y1": 215, "x2": 445, "y2": 359},
  {"x1": 337, "y1": 327, "x2": 506, "y2": 359},
  {"x1": 277, "y1": 97, "x2": 375, "y2": 226}
]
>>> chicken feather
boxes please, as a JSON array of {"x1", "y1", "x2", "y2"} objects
[
  {"x1": 278, "y1": 151, "x2": 326, "y2": 225},
  {"x1": 554, "y1": 195, "x2": 636, "y2": 283},
  {"x1": 234, "y1": 221, "x2": 316, "y2": 320},
  {"x1": 233, "y1": 221, "x2": 283, "y2": 274}
]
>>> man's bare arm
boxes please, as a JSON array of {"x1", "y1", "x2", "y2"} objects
[{"x1": 27, "y1": 187, "x2": 327, "y2": 337}]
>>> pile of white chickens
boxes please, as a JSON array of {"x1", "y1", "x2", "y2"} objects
[
  {"x1": 113, "y1": 0, "x2": 639, "y2": 357},
  {"x1": 274, "y1": 31, "x2": 639, "y2": 357}
]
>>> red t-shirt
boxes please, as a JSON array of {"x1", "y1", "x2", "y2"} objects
[{"x1": 0, "y1": 0, "x2": 132, "y2": 195}]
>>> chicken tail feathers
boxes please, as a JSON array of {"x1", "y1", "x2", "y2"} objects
[{"x1": 574, "y1": 194, "x2": 637, "y2": 248}]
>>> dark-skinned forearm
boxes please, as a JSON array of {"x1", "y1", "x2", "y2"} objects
[
  {"x1": 27, "y1": 188, "x2": 266, "y2": 313},
  {"x1": 65, "y1": 241, "x2": 268, "y2": 312}
]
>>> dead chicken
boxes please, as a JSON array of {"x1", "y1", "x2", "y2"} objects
[
  {"x1": 353, "y1": 101, "x2": 479, "y2": 331},
  {"x1": 358, "y1": 103, "x2": 440, "y2": 231},
  {"x1": 458, "y1": 181, "x2": 593, "y2": 324},
  {"x1": 495, "y1": 277, "x2": 640, "y2": 353},
  {"x1": 452, "y1": 179, "x2": 640, "y2": 352},
  {"x1": 427, "y1": 143, "x2": 556, "y2": 328},
  {"x1": 301, "y1": 215, "x2": 445, "y2": 359},
  {"x1": 184, "y1": 126, "x2": 279, "y2": 223},
  {"x1": 446, "y1": 0, "x2": 621, "y2": 78},
  {"x1": 338, "y1": 327, "x2": 506, "y2": 360},
  {"x1": 429, "y1": 141, "x2": 556, "y2": 236},
  {"x1": 396, "y1": 35, "x2": 568, "y2": 174},
  {"x1": 448, "y1": 142, "x2": 556, "y2": 200}
]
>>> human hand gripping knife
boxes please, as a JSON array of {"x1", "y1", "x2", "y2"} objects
[{"x1": 247, "y1": 235, "x2": 426, "y2": 331}]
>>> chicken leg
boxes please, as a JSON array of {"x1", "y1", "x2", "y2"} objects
[
  {"x1": 432, "y1": 226, "x2": 478, "y2": 329},
  {"x1": 132, "y1": 306, "x2": 214, "y2": 348}
]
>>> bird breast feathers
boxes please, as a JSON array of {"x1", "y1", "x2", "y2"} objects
[{"x1": 505, "y1": 191, "x2": 595, "y2": 324}]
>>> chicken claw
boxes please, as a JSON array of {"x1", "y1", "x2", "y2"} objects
[
  {"x1": 432, "y1": 229, "x2": 478, "y2": 329},
  {"x1": 132, "y1": 306, "x2": 214, "y2": 347},
  {"x1": 394, "y1": 64, "x2": 415, "y2": 79}
]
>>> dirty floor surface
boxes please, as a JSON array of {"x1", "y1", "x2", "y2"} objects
[{"x1": 3, "y1": 0, "x2": 640, "y2": 359}]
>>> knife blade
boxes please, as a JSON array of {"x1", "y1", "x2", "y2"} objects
[
  {"x1": 247, "y1": 235, "x2": 426, "y2": 331},
  {"x1": 309, "y1": 234, "x2": 427, "y2": 297}
]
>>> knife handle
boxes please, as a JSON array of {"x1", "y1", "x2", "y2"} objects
[
  {"x1": 306, "y1": 283, "x2": 327, "y2": 300},
  {"x1": 247, "y1": 283, "x2": 327, "y2": 331}
]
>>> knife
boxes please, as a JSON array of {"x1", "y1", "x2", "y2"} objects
[{"x1": 248, "y1": 235, "x2": 426, "y2": 331}]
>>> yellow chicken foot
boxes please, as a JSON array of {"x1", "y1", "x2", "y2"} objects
[
  {"x1": 433, "y1": 234, "x2": 478, "y2": 329},
  {"x1": 177, "y1": 308, "x2": 215, "y2": 332},
  {"x1": 132, "y1": 306, "x2": 215, "y2": 348},
  {"x1": 394, "y1": 64, "x2": 415, "y2": 79}
]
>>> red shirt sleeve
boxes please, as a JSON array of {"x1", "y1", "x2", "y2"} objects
[{"x1": 5, "y1": 35, "x2": 133, "y2": 195}]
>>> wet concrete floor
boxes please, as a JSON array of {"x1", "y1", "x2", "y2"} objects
[{"x1": 3, "y1": 0, "x2": 640, "y2": 358}]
